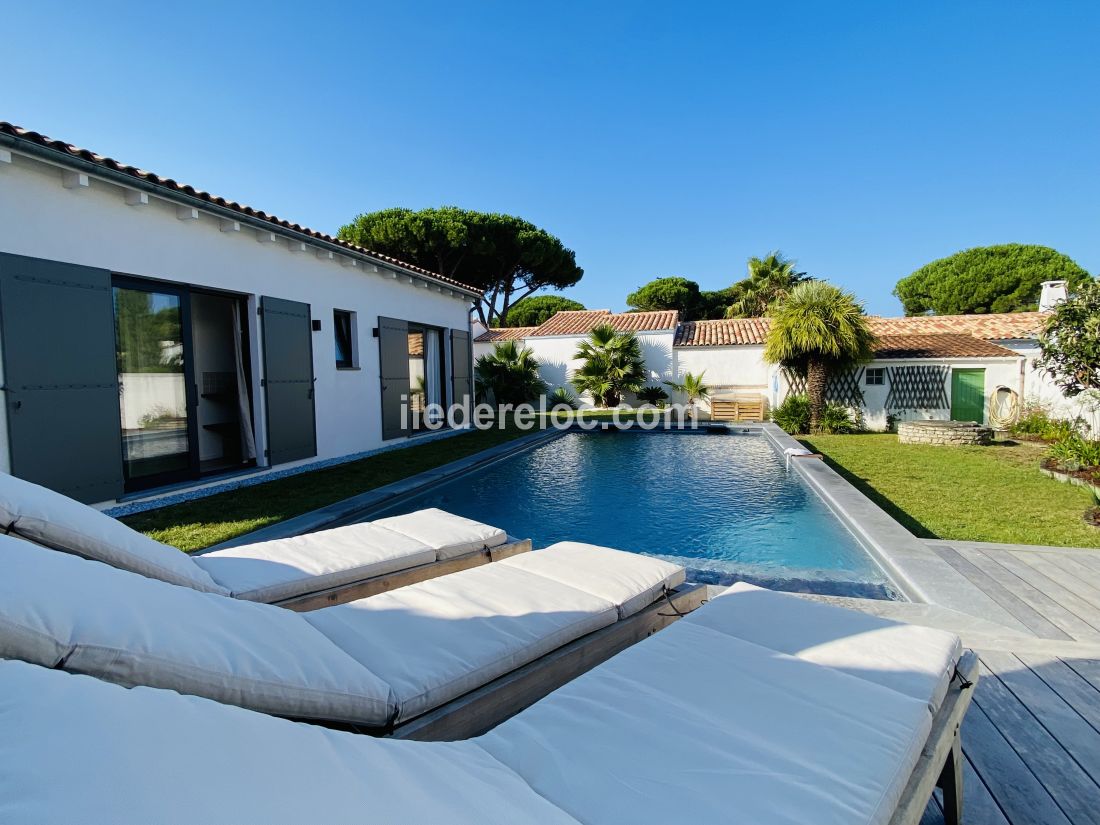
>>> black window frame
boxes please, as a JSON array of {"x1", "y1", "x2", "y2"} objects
[{"x1": 866, "y1": 367, "x2": 885, "y2": 386}]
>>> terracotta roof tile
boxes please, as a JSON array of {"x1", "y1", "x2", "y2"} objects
[
  {"x1": 674, "y1": 311, "x2": 1048, "y2": 347},
  {"x1": 0, "y1": 121, "x2": 480, "y2": 295},
  {"x1": 473, "y1": 327, "x2": 539, "y2": 343},
  {"x1": 530, "y1": 309, "x2": 678, "y2": 337},
  {"x1": 866, "y1": 312, "x2": 1048, "y2": 340},
  {"x1": 872, "y1": 334, "x2": 1018, "y2": 359},
  {"x1": 674, "y1": 318, "x2": 771, "y2": 346}
]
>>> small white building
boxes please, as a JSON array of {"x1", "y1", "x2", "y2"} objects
[
  {"x1": 476, "y1": 308, "x2": 1097, "y2": 431},
  {"x1": 474, "y1": 310, "x2": 679, "y2": 405},
  {"x1": 0, "y1": 122, "x2": 479, "y2": 505}
]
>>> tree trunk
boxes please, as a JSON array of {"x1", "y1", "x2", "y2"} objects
[{"x1": 806, "y1": 359, "x2": 827, "y2": 433}]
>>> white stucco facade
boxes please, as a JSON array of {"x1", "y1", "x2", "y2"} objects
[
  {"x1": 0, "y1": 145, "x2": 476, "y2": 503},
  {"x1": 475, "y1": 329, "x2": 676, "y2": 407},
  {"x1": 481, "y1": 325, "x2": 1090, "y2": 431}
]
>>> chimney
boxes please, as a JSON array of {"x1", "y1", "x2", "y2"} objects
[{"x1": 1039, "y1": 280, "x2": 1068, "y2": 312}]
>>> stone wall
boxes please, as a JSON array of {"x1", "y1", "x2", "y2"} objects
[{"x1": 898, "y1": 420, "x2": 992, "y2": 446}]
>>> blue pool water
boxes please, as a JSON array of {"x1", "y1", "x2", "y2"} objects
[{"x1": 374, "y1": 431, "x2": 898, "y2": 599}]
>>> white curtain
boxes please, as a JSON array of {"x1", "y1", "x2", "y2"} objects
[
  {"x1": 233, "y1": 304, "x2": 258, "y2": 460},
  {"x1": 425, "y1": 329, "x2": 442, "y2": 423}
]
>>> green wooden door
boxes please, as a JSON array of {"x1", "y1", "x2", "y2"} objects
[{"x1": 950, "y1": 368, "x2": 985, "y2": 423}]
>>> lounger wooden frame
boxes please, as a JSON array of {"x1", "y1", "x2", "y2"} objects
[
  {"x1": 890, "y1": 649, "x2": 979, "y2": 825},
  {"x1": 295, "y1": 582, "x2": 708, "y2": 739},
  {"x1": 390, "y1": 582, "x2": 709, "y2": 741},
  {"x1": 273, "y1": 537, "x2": 533, "y2": 611}
]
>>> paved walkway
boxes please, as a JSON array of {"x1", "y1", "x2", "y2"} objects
[{"x1": 812, "y1": 539, "x2": 1100, "y2": 825}]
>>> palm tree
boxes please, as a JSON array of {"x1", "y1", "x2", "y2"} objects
[
  {"x1": 571, "y1": 324, "x2": 647, "y2": 407},
  {"x1": 664, "y1": 371, "x2": 710, "y2": 416},
  {"x1": 725, "y1": 251, "x2": 809, "y2": 318},
  {"x1": 764, "y1": 281, "x2": 876, "y2": 433},
  {"x1": 474, "y1": 341, "x2": 548, "y2": 406}
]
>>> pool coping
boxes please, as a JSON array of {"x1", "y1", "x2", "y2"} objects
[{"x1": 758, "y1": 423, "x2": 1031, "y2": 631}]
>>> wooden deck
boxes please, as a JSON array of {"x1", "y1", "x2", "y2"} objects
[{"x1": 916, "y1": 541, "x2": 1100, "y2": 824}]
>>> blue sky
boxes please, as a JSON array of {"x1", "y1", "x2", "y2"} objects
[{"x1": 4, "y1": 1, "x2": 1097, "y2": 315}]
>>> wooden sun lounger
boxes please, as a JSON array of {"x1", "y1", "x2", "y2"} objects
[
  {"x1": 274, "y1": 536, "x2": 532, "y2": 611},
  {"x1": 890, "y1": 649, "x2": 978, "y2": 825},
  {"x1": 386, "y1": 582, "x2": 707, "y2": 740}
]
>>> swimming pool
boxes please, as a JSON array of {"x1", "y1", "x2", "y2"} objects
[{"x1": 371, "y1": 430, "x2": 898, "y2": 599}]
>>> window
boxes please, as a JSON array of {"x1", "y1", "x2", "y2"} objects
[
  {"x1": 866, "y1": 367, "x2": 885, "y2": 386},
  {"x1": 333, "y1": 310, "x2": 357, "y2": 368}
]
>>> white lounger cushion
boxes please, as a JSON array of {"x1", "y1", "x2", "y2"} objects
[
  {"x1": 480, "y1": 618, "x2": 932, "y2": 825},
  {"x1": 0, "y1": 537, "x2": 395, "y2": 725},
  {"x1": 499, "y1": 541, "x2": 685, "y2": 618},
  {"x1": 194, "y1": 522, "x2": 437, "y2": 603},
  {"x1": 687, "y1": 582, "x2": 963, "y2": 712},
  {"x1": 372, "y1": 507, "x2": 508, "y2": 560},
  {"x1": 305, "y1": 562, "x2": 619, "y2": 722},
  {"x1": 0, "y1": 661, "x2": 580, "y2": 825},
  {"x1": 0, "y1": 472, "x2": 227, "y2": 595}
]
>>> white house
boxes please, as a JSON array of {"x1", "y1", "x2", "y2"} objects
[
  {"x1": 476, "y1": 306, "x2": 1098, "y2": 431},
  {"x1": 0, "y1": 122, "x2": 479, "y2": 505}
]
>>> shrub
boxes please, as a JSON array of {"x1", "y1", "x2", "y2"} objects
[
  {"x1": 636, "y1": 385, "x2": 669, "y2": 407},
  {"x1": 1049, "y1": 434, "x2": 1100, "y2": 470},
  {"x1": 1012, "y1": 400, "x2": 1091, "y2": 442},
  {"x1": 474, "y1": 341, "x2": 548, "y2": 406},
  {"x1": 821, "y1": 403, "x2": 862, "y2": 434},
  {"x1": 547, "y1": 386, "x2": 579, "y2": 410},
  {"x1": 1012, "y1": 399, "x2": 1055, "y2": 437},
  {"x1": 771, "y1": 394, "x2": 811, "y2": 434},
  {"x1": 571, "y1": 324, "x2": 647, "y2": 407}
]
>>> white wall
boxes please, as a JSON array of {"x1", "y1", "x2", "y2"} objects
[
  {"x1": 1004, "y1": 340, "x2": 1100, "y2": 433},
  {"x1": 0, "y1": 150, "x2": 473, "y2": 488},
  {"x1": 853, "y1": 357, "x2": 1022, "y2": 430},
  {"x1": 475, "y1": 330, "x2": 675, "y2": 407}
]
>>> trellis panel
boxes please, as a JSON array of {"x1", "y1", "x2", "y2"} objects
[
  {"x1": 885, "y1": 365, "x2": 949, "y2": 411},
  {"x1": 782, "y1": 368, "x2": 865, "y2": 407}
]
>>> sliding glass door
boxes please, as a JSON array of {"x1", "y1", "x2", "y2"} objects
[{"x1": 113, "y1": 280, "x2": 196, "y2": 489}]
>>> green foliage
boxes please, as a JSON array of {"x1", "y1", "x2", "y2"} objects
[
  {"x1": 771, "y1": 396, "x2": 862, "y2": 435},
  {"x1": 473, "y1": 341, "x2": 548, "y2": 406},
  {"x1": 764, "y1": 281, "x2": 876, "y2": 432},
  {"x1": 502, "y1": 295, "x2": 585, "y2": 327},
  {"x1": 571, "y1": 324, "x2": 648, "y2": 407},
  {"x1": 663, "y1": 371, "x2": 710, "y2": 405},
  {"x1": 725, "y1": 251, "x2": 810, "y2": 318},
  {"x1": 1012, "y1": 399, "x2": 1056, "y2": 437},
  {"x1": 636, "y1": 385, "x2": 670, "y2": 406},
  {"x1": 338, "y1": 207, "x2": 583, "y2": 325},
  {"x1": 1048, "y1": 433, "x2": 1100, "y2": 469},
  {"x1": 1012, "y1": 399, "x2": 1091, "y2": 442},
  {"x1": 698, "y1": 287, "x2": 738, "y2": 319},
  {"x1": 771, "y1": 394, "x2": 811, "y2": 434},
  {"x1": 893, "y1": 244, "x2": 1093, "y2": 315},
  {"x1": 821, "y1": 403, "x2": 862, "y2": 435},
  {"x1": 626, "y1": 277, "x2": 703, "y2": 320},
  {"x1": 547, "y1": 386, "x2": 579, "y2": 410},
  {"x1": 1037, "y1": 279, "x2": 1100, "y2": 398}
]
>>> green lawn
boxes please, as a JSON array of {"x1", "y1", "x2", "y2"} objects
[
  {"x1": 800, "y1": 434, "x2": 1100, "y2": 548},
  {"x1": 122, "y1": 425, "x2": 537, "y2": 552}
]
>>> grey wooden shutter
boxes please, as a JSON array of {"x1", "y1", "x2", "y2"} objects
[
  {"x1": 0, "y1": 252, "x2": 123, "y2": 502},
  {"x1": 378, "y1": 317, "x2": 410, "y2": 440},
  {"x1": 450, "y1": 328, "x2": 472, "y2": 411},
  {"x1": 260, "y1": 296, "x2": 316, "y2": 465}
]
